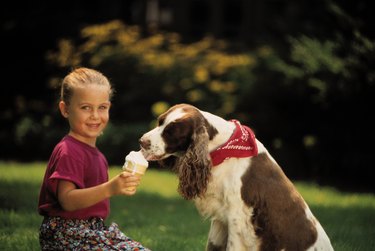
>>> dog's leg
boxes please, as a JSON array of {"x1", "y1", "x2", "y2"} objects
[
  {"x1": 226, "y1": 207, "x2": 259, "y2": 251},
  {"x1": 206, "y1": 219, "x2": 227, "y2": 251},
  {"x1": 226, "y1": 218, "x2": 249, "y2": 251}
]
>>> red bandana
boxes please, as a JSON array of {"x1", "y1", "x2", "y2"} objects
[{"x1": 209, "y1": 120, "x2": 258, "y2": 166}]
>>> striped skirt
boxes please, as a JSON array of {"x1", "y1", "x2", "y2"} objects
[{"x1": 39, "y1": 216, "x2": 151, "y2": 251}]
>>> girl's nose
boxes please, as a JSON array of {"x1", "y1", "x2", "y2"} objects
[{"x1": 90, "y1": 109, "x2": 99, "y2": 119}]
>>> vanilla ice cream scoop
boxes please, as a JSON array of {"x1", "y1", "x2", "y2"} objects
[
  {"x1": 122, "y1": 150, "x2": 147, "y2": 180},
  {"x1": 124, "y1": 150, "x2": 148, "y2": 170}
]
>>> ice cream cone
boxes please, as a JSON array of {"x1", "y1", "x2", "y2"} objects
[{"x1": 123, "y1": 151, "x2": 148, "y2": 191}]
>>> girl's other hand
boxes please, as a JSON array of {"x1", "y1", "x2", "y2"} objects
[{"x1": 108, "y1": 172, "x2": 141, "y2": 196}]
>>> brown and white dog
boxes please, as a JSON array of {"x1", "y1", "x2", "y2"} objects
[{"x1": 139, "y1": 103, "x2": 334, "y2": 251}]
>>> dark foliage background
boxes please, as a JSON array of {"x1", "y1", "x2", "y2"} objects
[{"x1": 1, "y1": 0, "x2": 374, "y2": 192}]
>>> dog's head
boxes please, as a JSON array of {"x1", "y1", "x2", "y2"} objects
[{"x1": 139, "y1": 103, "x2": 218, "y2": 200}]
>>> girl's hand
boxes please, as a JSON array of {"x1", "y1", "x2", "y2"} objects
[{"x1": 108, "y1": 172, "x2": 141, "y2": 196}]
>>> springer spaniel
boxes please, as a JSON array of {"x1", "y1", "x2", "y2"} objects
[{"x1": 139, "y1": 103, "x2": 334, "y2": 251}]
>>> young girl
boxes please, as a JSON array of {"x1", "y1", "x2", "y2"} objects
[{"x1": 38, "y1": 67, "x2": 151, "y2": 250}]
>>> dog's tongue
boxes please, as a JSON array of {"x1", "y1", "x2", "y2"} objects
[
  {"x1": 141, "y1": 151, "x2": 162, "y2": 161},
  {"x1": 145, "y1": 155, "x2": 158, "y2": 161}
]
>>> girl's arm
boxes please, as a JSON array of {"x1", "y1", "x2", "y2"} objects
[{"x1": 57, "y1": 172, "x2": 140, "y2": 212}]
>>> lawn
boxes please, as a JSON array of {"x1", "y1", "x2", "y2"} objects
[{"x1": 0, "y1": 162, "x2": 375, "y2": 250}]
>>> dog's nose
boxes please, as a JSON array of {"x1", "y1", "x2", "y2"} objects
[{"x1": 139, "y1": 137, "x2": 151, "y2": 150}]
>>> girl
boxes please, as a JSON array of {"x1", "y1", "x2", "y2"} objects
[{"x1": 38, "y1": 67, "x2": 151, "y2": 250}]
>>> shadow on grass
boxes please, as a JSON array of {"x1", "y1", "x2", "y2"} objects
[
  {"x1": 0, "y1": 180, "x2": 41, "y2": 251},
  {"x1": 311, "y1": 205, "x2": 375, "y2": 251},
  {"x1": 0, "y1": 180, "x2": 209, "y2": 251},
  {"x1": 108, "y1": 191, "x2": 210, "y2": 250},
  {"x1": 1, "y1": 180, "x2": 375, "y2": 250},
  {"x1": 0, "y1": 180, "x2": 40, "y2": 212}
]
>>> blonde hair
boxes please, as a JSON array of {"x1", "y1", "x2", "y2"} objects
[{"x1": 61, "y1": 67, "x2": 114, "y2": 105}]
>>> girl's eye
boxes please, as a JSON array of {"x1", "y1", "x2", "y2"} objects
[
  {"x1": 99, "y1": 105, "x2": 109, "y2": 110},
  {"x1": 81, "y1": 106, "x2": 91, "y2": 110}
]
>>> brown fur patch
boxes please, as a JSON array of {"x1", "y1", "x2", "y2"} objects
[
  {"x1": 179, "y1": 104, "x2": 218, "y2": 140},
  {"x1": 241, "y1": 153, "x2": 317, "y2": 250},
  {"x1": 207, "y1": 242, "x2": 226, "y2": 251}
]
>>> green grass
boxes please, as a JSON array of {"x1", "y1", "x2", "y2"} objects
[{"x1": 1, "y1": 162, "x2": 375, "y2": 250}]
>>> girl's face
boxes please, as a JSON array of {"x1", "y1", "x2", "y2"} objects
[{"x1": 59, "y1": 84, "x2": 111, "y2": 147}]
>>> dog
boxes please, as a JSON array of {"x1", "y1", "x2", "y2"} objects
[{"x1": 139, "y1": 103, "x2": 334, "y2": 251}]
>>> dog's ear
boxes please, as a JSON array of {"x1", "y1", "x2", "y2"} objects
[{"x1": 175, "y1": 125, "x2": 211, "y2": 200}]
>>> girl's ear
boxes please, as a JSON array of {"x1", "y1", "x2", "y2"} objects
[{"x1": 59, "y1": 101, "x2": 69, "y2": 118}]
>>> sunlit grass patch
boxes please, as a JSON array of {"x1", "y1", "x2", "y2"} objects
[{"x1": 295, "y1": 182, "x2": 375, "y2": 208}]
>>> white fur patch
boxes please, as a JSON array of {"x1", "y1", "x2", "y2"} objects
[{"x1": 305, "y1": 206, "x2": 334, "y2": 250}]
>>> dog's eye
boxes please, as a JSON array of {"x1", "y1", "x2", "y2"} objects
[{"x1": 163, "y1": 123, "x2": 176, "y2": 137}]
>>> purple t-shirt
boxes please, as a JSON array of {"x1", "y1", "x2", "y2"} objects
[{"x1": 38, "y1": 135, "x2": 110, "y2": 219}]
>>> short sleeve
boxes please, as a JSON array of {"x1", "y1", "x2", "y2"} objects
[{"x1": 47, "y1": 154, "x2": 85, "y2": 195}]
